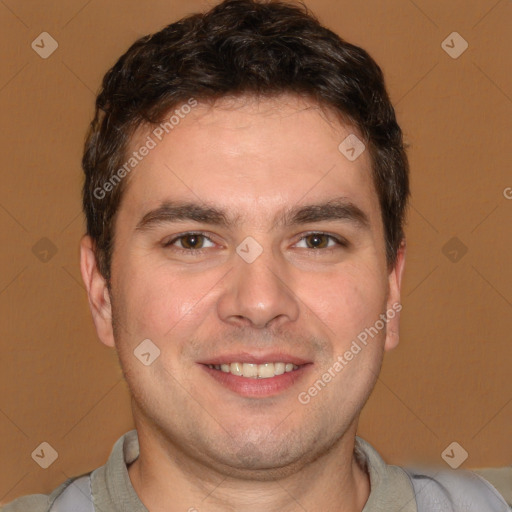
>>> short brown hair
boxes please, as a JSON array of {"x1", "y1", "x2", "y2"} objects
[{"x1": 82, "y1": 0, "x2": 409, "y2": 283}]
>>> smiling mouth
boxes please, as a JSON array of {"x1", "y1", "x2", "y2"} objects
[{"x1": 205, "y1": 362, "x2": 301, "y2": 379}]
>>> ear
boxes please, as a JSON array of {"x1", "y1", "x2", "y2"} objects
[
  {"x1": 80, "y1": 235, "x2": 116, "y2": 348},
  {"x1": 384, "y1": 239, "x2": 406, "y2": 352}
]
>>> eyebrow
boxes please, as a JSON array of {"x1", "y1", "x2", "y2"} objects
[{"x1": 135, "y1": 196, "x2": 370, "y2": 233}]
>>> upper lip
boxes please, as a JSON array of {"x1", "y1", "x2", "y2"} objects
[{"x1": 198, "y1": 352, "x2": 312, "y2": 366}]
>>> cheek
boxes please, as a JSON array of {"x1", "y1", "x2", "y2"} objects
[
  {"x1": 305, "y1": 262, "x2": 388, "y2": 342},
  {"x1": 116, "y1": 259, "x2": 220, "y2": 343}
]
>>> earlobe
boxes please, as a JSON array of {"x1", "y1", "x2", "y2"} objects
[
  {"x1": 384, "y1": 239, "x2": 406, "y2": 352},
  {"x1": 80, "y1": 235, "x2": 116, "y2": 348}
]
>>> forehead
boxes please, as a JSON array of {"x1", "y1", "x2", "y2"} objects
[{"x1": 116, "y1": 94, "x2": 380, "y2": 229}]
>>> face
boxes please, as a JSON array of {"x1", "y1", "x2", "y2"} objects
[{"x1": 81, "y1": 94, "x2": 405, "y2": 477}]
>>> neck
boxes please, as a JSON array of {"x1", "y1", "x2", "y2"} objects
[{"x1": 128, "y1": 424, "x2": 370, "y2": 512}]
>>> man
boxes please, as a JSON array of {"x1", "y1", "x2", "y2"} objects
[{"x1": 2, "y1": 0, "x2": 510, "y2": 511}]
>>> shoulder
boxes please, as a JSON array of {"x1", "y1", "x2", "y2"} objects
[
  {"x1": 473, "y1": 467, "x2": 512, "y2": 507},
  {"x1": 1, "y1": 478, "x2": 74, "y2": 512},
  {"x1": 1, "y1": 493, "x2": 50, "y2": 512},
  {"x1": 403, "y1": 466, "x2": 511, "y2": 511}
]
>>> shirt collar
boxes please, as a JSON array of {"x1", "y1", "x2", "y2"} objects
[{"x1": 93, "y1": 430, "x2": 417, "y2": 512}]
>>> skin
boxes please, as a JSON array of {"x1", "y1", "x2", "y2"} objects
[{"x1": 80, "y1": 93, "x2": 406, "y2": 512}]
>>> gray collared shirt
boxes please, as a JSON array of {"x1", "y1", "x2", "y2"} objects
[{"x1": 2, "y1": 430, "x2": 510, "y2": 511}]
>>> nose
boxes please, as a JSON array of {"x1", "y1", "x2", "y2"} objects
[{"x1": 216, "y1": 246, "x2": 300, "y2": 329}]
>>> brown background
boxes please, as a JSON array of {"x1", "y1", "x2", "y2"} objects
[{"x1": 1, "y1": 0, "x2": 511, "y2": 503}]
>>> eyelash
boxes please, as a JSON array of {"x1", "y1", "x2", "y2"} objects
[{"x1": 162, "y1": 231, "x2": 348, "y2": 255}]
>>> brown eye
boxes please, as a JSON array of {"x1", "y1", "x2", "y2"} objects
[
  {"x1": 179, "y1": 234, "x2": 205, "y2": 249},
  {"x1": 305, "y1": 233, "x2": 329, "y2": 249},
  {"x1": 296, "y1": 233, "x2": 346, "y2": 250},
  {"x1": 163, "y1": 232, "x2": 215, "y2": 252}
]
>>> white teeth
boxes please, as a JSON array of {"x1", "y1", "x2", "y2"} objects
[
  {"x1": 242, "y1": 363, "x2": 258, "y2": 378},
  {"x1": 209, "y1": 362, "x2": 300, "y2": 379},
  {"x1": 274, "y1": 362, "x2": 285, "y2": 375},
  {"x1": 230, "y1": 362, "x2": 243, "y2": 376},
  {"x1": 258, "y1": 363, "x2": 275, "y2": 378}
]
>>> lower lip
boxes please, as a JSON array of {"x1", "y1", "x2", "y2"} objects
[{"x1": 200, "y1": 364, "x2": 312, "y2": 398}]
